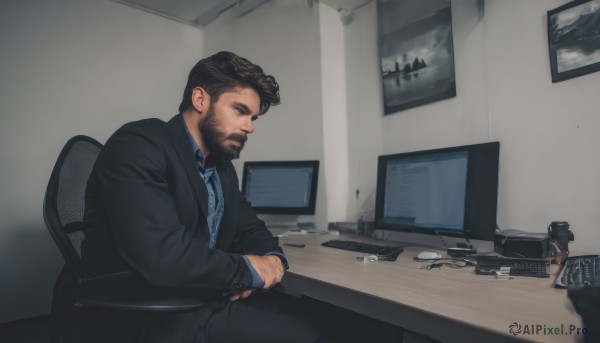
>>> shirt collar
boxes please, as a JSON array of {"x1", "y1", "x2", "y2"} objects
[{"x1": 182, "y1": 114, "x2": 206, "y2": 167}]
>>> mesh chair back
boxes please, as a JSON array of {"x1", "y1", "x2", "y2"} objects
[{"x1": 44, "y1": 135, "x2": 102, "y2": 267}]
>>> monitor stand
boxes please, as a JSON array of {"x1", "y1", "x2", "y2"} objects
[{"x1": 264, "y1": 218, "x2": 328, "y2": 236}]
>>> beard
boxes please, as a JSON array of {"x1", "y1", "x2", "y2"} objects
[{"x1": 199, "y1": 105, "x2": 247, "y2": 163}]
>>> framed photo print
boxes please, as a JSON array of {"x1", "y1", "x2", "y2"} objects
[
  {"x1": 548, "y1": 0, "x2": 600, "y2": 83},
  {"x1": 377, "y1": 0, "x2": 456, "y2": 115}
]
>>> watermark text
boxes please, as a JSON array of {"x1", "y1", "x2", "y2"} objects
[{"x1": 508, "y1": 323, "x2": 588, "y2": 336}]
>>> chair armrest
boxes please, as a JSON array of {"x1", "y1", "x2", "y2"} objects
[
  {"x1": 73, "y1": 271, "x2": 206, "y2": 313},
  {"x1": 71, "y1": 286, "x2": 206, "y2": 313}
]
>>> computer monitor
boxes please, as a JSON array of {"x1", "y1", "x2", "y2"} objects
[
  {"x1": 374, "y1": 142, "x2": 499, "y2": 241},
  {"x1": 241, "y1": 160, "x2": 319, "y2": 215}
]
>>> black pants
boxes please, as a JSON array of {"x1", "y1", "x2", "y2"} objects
[
  {"x1": 52, "y1": 267, "x2": 331, "y2": 343},
  {"x1": 142, "y1": 291, "x2": 330, "y2": 343}
]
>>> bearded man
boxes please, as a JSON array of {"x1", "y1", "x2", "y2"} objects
[{"x1": 73, "y1": 51, "x2": 327, "y2": 343}]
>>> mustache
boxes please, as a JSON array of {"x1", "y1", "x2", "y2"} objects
[{"x1": 228, "y1": 133, "x2": 248, "y2": 145}]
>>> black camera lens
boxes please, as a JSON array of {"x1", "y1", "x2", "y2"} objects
[{"x1": 549, "y1": 221, "x2": 570, "y2": 252}]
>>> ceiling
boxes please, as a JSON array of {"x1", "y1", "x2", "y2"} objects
[{"x1": 112, "y1": 0, "x2": 372, "y2": 27}]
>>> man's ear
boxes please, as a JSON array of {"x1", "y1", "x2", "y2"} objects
[{"x1": 191, "y1": 87, "x2": 209, "y2": 114}]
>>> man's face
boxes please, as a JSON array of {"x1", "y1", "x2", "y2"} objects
[{"x1": 199, "y1": 86, "x2": 260, "y2": 162}]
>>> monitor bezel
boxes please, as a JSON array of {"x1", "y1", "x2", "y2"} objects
[
  {"x1": 241, "y1": 160, "x2": 320, "y2": 215},
  {"x1": 374, "y1": 142, "x2": 499, "y2": 241}
]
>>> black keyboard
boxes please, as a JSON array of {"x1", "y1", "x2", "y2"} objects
[
  {"x1": 474, "y1": 256, "x2": 550, "y2": 277},
  {"x1": 322, "y1": 239, "x2": 404, "y2": 261},
  {"x1": 555, "y1": 255, "x2": 600, "y2": 288}
]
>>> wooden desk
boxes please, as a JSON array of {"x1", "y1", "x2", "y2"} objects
[{"x1": 276, "y1": 232, "x2": 584, "y2": 343}]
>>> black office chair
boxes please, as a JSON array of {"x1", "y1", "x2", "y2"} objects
[
  {"x1": 44, "y1": 135, "x2": 206, "y2": 342},
  {"x1": 568, "y1": 286, "x2": 600, "y2": 343}
]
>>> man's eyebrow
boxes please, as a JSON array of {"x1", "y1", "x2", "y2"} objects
[{"x1": 233, "y1": 101, "x2": 252, "y2": 114}]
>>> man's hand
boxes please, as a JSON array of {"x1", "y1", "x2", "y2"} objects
[
  {"x1": 244, "y1": 255, "x2": 285, "y2": 290},
  {"x1": 228, "y1": 289, "x2": 253, "y2": 302}
]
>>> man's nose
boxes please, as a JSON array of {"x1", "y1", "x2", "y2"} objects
[{"x1": 242, "y1": 117, "x2": 254, "y2": 134}]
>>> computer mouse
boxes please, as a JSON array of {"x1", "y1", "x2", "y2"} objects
[{"x1": 417, "y1": 251, "x2": 442, "y2": 260}]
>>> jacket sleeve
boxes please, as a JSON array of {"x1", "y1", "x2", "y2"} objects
[
  {"x1": 224, "y1": 164, "x2": 287, "y2": 266},
  {"x1": 91, "y1": 122, "x2": 254, "y2": 291}
]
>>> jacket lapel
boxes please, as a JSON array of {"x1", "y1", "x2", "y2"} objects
[
  {"x1": 166, "y1": 115, "x2": 209, "y2": 219},
  {"x1": 216, "y1": 163, "x2": 233, "y2": 247},
  {"x1": 217, "y1": 163, "x2": 231, "y2": 209}
]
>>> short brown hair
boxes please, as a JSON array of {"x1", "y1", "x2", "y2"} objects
[{"x1": 178, "y1": 51, "x2": 280, "y2": 115}]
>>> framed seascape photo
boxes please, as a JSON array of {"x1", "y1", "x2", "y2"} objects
[
  {"x1": 377, "y1": 0, "x2": 456, "y2": 115},
  {"x1": 548, "y1": 0, "x2": 600, "y2": 83}
]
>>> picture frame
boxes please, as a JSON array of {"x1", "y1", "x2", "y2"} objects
[
  {"x1": 547, "y1": 0, "x2": 600, "y2": 83},
  {"x1": 377, "y1": 0, "x2": 456, "y2": 115}
]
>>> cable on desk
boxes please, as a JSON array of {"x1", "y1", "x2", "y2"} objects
[{"x1": 414, "y1": 257, "x2": 470, "y2": 270}]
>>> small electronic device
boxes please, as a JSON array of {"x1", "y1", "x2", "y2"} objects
[
  {"x1": 322, "y1": 239, "x2": 404, "y2": 261},
  {"x1": 356, "y1": 254, "x2": 379, "y2": 262},
  {"x1": 447, "y1": 247, "x2": 477, "y2": 257},
  {"x1": 496, "y1": 229, "x2": 550, "y2": 258},
  {"x1": 374, "y1": 142, "x2": 500, "y2": 244},
  {"x1": 241, "y1": 160, "x2": 319, "y2": 215}
]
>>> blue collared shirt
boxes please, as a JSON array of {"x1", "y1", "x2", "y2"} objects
[{"x1": 183, "y1": 120, "x2": 264, "y2": 288}]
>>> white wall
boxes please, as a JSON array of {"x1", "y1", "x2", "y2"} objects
[
  {"x1": 319, "y1": 3, "x2": 350, "y2": 222},
  {"x1": 342, "y1": 1, "x2": 385, "y2": 222},
  {"x1": 343, "y1": 0, "x2": 600, "y2": 252},
  {"x1": 485, "y1": 0, "x2": 600, "y2": 252},
  {"x1": 0, "y1": 0, "x2": 203, "y2": 322},
  {"x1": 202, "y1": 0, "x2": 329, "y2": 228}
]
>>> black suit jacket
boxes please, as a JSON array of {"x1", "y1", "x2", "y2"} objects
[{"x1": 81, "y1": 114, "x2": 283, "y2": 296}]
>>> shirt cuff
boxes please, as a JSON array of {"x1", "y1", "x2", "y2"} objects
[{"x1": 242, "y1": 255, "x2": 264, "y2": 289}]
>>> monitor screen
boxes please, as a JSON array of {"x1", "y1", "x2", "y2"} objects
[
  {"x1": 375, "y1": 142, "x2": 499, "y2": 241},
  {"x1": 241, "y1": 160, "x2": 319, "y2": 215}
]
